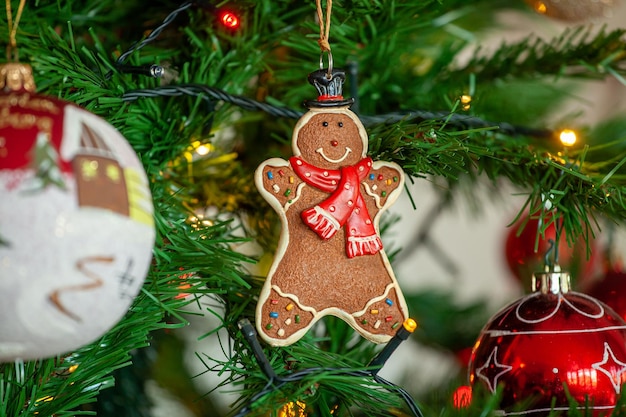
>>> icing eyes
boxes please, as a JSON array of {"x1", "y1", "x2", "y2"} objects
[{"x1": 321, "y1": 121, "x2": 344, "y2": 127}]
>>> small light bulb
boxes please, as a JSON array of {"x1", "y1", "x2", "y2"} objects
[
  {"x1": 453, "y1": 385, "x2": 472, "y2": 409},
  {"x1": 221, "y1": 11, "x2": 240, "y2": 29},
  {"x1": 559, "y1": 129, "x2": 577, "y2": 147},
  {"x1": 195, "y1": 145, "x2": 211, "y2": 156},
  {"x1": 460, "y1": 94, "x2": 472, "y2": 111},
  {"x1": 535, "y1": 2, "x2": 548, "y2": 14}
]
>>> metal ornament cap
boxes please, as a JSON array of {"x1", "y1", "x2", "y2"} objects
[
  {"x1": 532, "y1": 264, "x2": 571, "y2": 294},
  {"x1": 0, "y1": 63, "x2": 36, "y2": 93}
]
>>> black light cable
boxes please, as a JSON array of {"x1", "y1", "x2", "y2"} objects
[{"x1": 234, "y1": 318, "x2": 423, "y2": 417}]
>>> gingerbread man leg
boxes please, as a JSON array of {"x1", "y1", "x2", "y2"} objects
[
  {"x1": 257, "y1": 287, "x2": 316, "y2": 345},
  {"x1": 352, "y1": 288, "x2": 406, "y2": 339}
]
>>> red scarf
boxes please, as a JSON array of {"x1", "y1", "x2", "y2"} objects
[{"x1": 290, "y1": 156, "x2": 382, "y2": 258}]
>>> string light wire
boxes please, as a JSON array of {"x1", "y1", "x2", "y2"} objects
[
  {"x1": 235, "y1": 319, "x2": 424, "y2": 417},
  {"x1": 114, "y1": 2, "x2": 553, "y2": 138},
  {"x1": 115, "y1": 1, "x2": 193, "y2": 65},
  {"x1": 121, "y1": 84, "x2": 553, "y2": 137}
]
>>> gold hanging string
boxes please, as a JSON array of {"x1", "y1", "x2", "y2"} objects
[
  {"x1": 5, "y1": 0, "x2": 27, "y2": 61},
  {"x1": 316, "y1": 0, "x2": 332, "y2": 52},
  {"x1": 316, "y1": 0, "x2": 334, "y2": 76}
]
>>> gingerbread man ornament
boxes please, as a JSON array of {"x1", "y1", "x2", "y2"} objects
[{"x1": 255, "y1": 68, "x2": 408, "y2": 346}]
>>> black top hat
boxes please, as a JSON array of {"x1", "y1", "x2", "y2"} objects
[{"x1": 304, "y1": 68, "x2": 355, "y2": 108}]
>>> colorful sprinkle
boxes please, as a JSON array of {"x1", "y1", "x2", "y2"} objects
[
  {"x1": 277, "y1": 328, "x2": 285, "y2": 337},
  {"x1": 386, "y1": 179, "x2": 392, "y2": 185},
  {"x1": 269, "y1": 312, "x2": 279, "y2": 318},
  {"x1": 284, "y1": 189, "x2": 291, "y2": 197},
  {"x1": 381, "y1": 191, "x2": 387, "y2": 197},
  {"x1": 267, "y1": 171, "x2": 274, "y2": 180},
  {"x1": 361, "y1": 319, "x2": 368, "y2": 325},
  {"x1": 392, "y1": 322, "x2": 400, "y2": 330},
  {"x1": 266, "y1": 323, "x2": 273, "y2": 330},
  {"x1": 374, "y1": 320, "x2": 381, "y2": 329},
  {"x1": 289, "y1": 176, "x2": 294, "y2": 184},
  {"x1": 377, "y1": 174, "x2": 384, "y2": 180},
  {"x1": 393, "y1": 176, "x2": 398, "y2": 182},
  {"x1": 272, "y1": 184, "x2": 280, "y2": 193},
  {"x1": 385, "y1": 315, "x2": 393, "y2": 322},
  {"x1": 285, "y1": 318, "x2": 292, "y2": 325},
  {"x1": 295, "y1": 314, "x2": 301, "y2": 324},
  {"x1": 385, "y1": 298, "x2": 393, "y2": 306},
  {"x1": 370, "y1": 309, "x2": 379, "y2": 315},
  {"x1": 372, "y1": 184, "x2": 378, "y2": 191},
  {"x1": 369, "y1": 174, "x2": 375, "y2": 180},
  {"x1": 286, "y1": 303, "x2": 294, "y2": 311},
  {"x1": 270, "y1": 299, "x2": 279, "y2": 305},
  {"x1": 278, "y1": 169, "x2": 285, "y2": 176}
]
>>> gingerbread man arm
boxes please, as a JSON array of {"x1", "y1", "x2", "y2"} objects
[
  {"x1": 254, "y1": 158, "x2": 306, "y2": 212},
  {"x1": 362, "y1": 161, "x2": 405, "y2": 216}
]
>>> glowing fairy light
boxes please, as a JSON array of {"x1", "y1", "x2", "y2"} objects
[
  {"x1": 559, "y1": 129, "x2": 577, "y2": 147},
  {"x1": 460, "y1": 94, "x2": 472, "y2": 111},
  {"x1": 535, "y1": 2, "x2": 547, "y2": 14},
  {"x1": 220, "y1": 11, "x2": 240, "y2": 29}
]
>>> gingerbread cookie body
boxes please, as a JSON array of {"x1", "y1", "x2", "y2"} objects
[{"x1": 255, "y1": 70, "x2": 408, "y2": 346}]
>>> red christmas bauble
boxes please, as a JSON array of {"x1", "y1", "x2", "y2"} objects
[
  {"x1": 585, "y1": 269, "x2": 626, "y2": 323},
  {"x1": 468, "y1": 269, "x2": 626, "y2": 416},
  {"x1": 504, "y1": 213, "x2": 598, "y2": 289}
]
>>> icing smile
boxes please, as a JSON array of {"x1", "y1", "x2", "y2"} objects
[{"x1": 316, "y1": 147, "x2": 352, "y2": 163}]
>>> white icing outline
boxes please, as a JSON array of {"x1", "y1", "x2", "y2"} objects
[
  {"x1": 362, "y1": 182, "x2": 383, "y2": 209},
  {"x1": 271, "y1": 285, "x2": 318, "y2": 315},
  {"x1": 284, "y1": 182, "x2": 306, "y2": 211},
  {"x1": 262, "y1": 282, "x2": 405, "y2": 346},
  {"x1": 255, "y1": 105, "x2": 409, "y2": 346},
  {"x1": 292, "y1": 106, "x2": 368, "y2": 159},
  {"x1": 351, "y1": 283, "x2": 396, "y2": 317},
  {"x1": 315, "y1": 146, "x2": 352, "y2": 163}
]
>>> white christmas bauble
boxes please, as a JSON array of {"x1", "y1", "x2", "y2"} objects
[{"x1": 0, "y1": 72, "x2": 155, "y2": 361}]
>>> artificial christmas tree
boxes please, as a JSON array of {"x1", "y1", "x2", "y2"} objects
[{"x1": 2, "y1": 0, "x2": 626, "y2": 416}]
